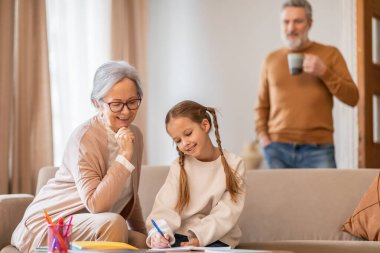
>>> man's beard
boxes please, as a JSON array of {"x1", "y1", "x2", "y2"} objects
[{"x1": 281, "y1": 33, "x2": 306, "y2": 49}]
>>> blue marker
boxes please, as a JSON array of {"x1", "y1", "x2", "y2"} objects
[{"x1": 151, "y1": 219, "x2": 165, "y2": 238}]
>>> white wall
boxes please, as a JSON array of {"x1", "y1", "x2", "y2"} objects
[{"x1": 147, "y1": 0, "x2": 358, "y2": 168}]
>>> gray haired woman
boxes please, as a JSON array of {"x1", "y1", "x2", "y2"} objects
[{"x1": 11, "y1": 61, "x2": 147, "y2": 252}]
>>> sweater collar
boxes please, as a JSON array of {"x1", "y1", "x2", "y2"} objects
[{"x1": 287, "y1": 41, "x2": 315, "y2": 53}]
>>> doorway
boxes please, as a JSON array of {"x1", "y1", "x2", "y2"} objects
[{"x1": 357, "y1": 0, "x2": 380, "y2": 168}]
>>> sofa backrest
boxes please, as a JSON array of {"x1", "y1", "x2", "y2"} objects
[
  {"x1": 37, "y1": 165, "x2": 380, "y2": 243},
  {"x1": 36, "y1": 166, "x2": 58, "y2": 194},
  {"x1": 239, "y1": 169, "x2": 379, "y2": 242},
  {"x1": 139, "y1": 165, "x2": 169, "y2": 219},
  {"x1": 138, "y1": 166, "x2": 380, "y2": 243}
]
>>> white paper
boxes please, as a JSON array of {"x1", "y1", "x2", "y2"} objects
[
  {"x1": 148, "y1": 246, "x2": 231, "y2": 252},
  {"x1": 204, "y1": 250, "x2": 270, "y2": 253}
]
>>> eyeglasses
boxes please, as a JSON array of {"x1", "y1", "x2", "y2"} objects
[{"x1": 104, "y1": 98, "x2": 142, "y2": 113}]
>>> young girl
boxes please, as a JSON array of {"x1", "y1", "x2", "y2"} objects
[{"x1": 146, "y1": 100, "x2": 246, "y2": 248}]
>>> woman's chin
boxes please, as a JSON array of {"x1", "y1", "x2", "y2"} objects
[
  {"x1": 116, "y1": 120, "x2": 131, "y2": 128},
  {"x1": 109, "y1": 123, "x2": 129, "y2": 132}
]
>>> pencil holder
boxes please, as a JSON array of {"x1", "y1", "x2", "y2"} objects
[{"x1": 47, "y1": 223, "x2": 72, "y2": 253}]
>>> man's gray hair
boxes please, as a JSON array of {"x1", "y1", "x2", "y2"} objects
[
  {"x1": 91, "y1": 60, "x2": 143, "y2": 106},
  {"x1": 282, "y1": 0, "x2": 312, "y2": 22}
]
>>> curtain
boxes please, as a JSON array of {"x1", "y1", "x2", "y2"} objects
[
  {"x1": 46, "y1": 0, "x2": 111, "y2": 165},
  {"x1": 0, "y1": 0, "x2": 15, "y2": 194},
  {"x1": 0, "y1": 0, "x2": 53, "y2": 194},
  {"x1": 112, "y1": 0, "x2": 148, "y2": 163}
]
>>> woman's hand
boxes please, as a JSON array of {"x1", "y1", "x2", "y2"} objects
[
  {"x1": 115, "y1": 127, "x2": 135, "y2": 161},
  {"x1": 151, "y1": 232, "x2": 171, "y2": 248},
  {"x1": 181, "y1": 238, "x2": 200, "y2": 247}
]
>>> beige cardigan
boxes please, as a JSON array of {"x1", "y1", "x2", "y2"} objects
[{"x1": 11, "y1": 115, "x2": 146, "y2": 252}]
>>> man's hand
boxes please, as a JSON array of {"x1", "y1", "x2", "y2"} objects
[
  {"x1": 259, "y1": 134, "x2": 272, "y2": 148},
  {"x1": 115, "y1": 127, "x2": 135, "y2": 161},
  {"x1": 303, "y1": 53, "x2": 327, "y2": 77}
]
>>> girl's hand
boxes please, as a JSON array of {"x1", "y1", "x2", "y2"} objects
[
  {"x1": 151, "y1": 232, "x2": 171, "y2": 248},
  {"x1": 115, "y1": 127, "x2": 135, "y2": 161},
  {"x1": 180, "y1": 238, "x2": 200, "y2": 247}
]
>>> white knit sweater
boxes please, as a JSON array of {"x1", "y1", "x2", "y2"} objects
[{"x1": 146, "y1": 150, "x2": 246, "y2": 247}]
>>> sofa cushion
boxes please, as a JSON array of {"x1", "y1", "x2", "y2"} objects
[{"x1": 342, "y1": 172, "x2": 380, "y2": 240}]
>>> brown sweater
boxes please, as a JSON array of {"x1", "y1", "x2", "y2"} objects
[{"x1": 255, "y1": 42, "x2": 359, "y2": 144}]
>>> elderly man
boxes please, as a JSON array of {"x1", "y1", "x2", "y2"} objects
[{"x1": 255, "y1": 0, "x2": 359, "y2": 169}]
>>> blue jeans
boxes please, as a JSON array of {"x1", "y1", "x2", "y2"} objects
[
  {"x1": 172, "y1": 234, "x2": 229, "y2": 247},
  {"x1": 263, "y1": 142, "x2": 337, "y2": 169}
]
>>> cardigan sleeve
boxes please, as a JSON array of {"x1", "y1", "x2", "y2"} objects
[
  {"x1": 67, "y1": 122, "x2": 133, "y2": 214},
  {"x1": 126, "y1": 194, "x2": 147, "y2": 234},
  {"x1": 125, "y1": 126, "x2": 147, "y2": 234}
]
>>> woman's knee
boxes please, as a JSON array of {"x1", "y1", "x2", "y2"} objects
[{"x1": 96, "y1": 213, "x2": 128, "y2": 241}]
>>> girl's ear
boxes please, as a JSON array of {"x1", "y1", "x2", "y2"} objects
[{"x1": 201, "y1": 118, "x2": 211, "y2": 132}]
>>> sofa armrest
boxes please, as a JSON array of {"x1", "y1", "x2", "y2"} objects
[{"x1": 0, "y1": 194, "x2": 34, "y2": 249}]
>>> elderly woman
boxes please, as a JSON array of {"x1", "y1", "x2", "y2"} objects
[{"x1": 11, "y1": 61, "x2": 147, "y2": 252}]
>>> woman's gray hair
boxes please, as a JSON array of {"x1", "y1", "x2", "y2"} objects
[
  {"x1": 282, "y1": 0, "x2": 312, "y2": 22},
  {"x1": 91, "y1": 60, "x2": 143, "y2": 107}
]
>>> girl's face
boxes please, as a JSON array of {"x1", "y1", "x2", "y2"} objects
[
  {"x1": 100, "y1": 78, "x2": 140, "y2": 132},
  {"x1": 167, "y1": 116, "x2": 212, "y2": 160}
]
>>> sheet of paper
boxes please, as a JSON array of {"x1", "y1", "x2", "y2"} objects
[
  {"x1": 148, "y1": 246, "x2": 231, "y2": 252},
  {"x1": 204, "y1": 249, "x2": 270, "y2": 253}
]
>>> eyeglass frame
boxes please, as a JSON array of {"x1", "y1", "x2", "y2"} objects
[{"x1": 102, "y1": 97, "x2": 142, "y2": 113}]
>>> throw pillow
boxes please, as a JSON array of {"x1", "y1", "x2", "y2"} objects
[{"x1": 342, "y1": 172, "x2": 380, "y2": 240}]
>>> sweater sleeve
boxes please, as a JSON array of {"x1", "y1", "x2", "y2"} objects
[
  {"x1": 145, "y1": 162, "x2": 182, "y2": 242},
  {"x1": 188, "y1": 160, "x2": 246, "y2": 246},
  {"x1": 320, "y1": 48, "x2": 359, "y2": 106},
  {"x1": 255, "y1": 60, "x2": 270, "y2": 138}
]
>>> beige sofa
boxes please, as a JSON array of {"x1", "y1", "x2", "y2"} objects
[
  {"x1": 0, "y1": 167, "x2": 55, "y2": 253},
  {"x1": 139, "y1": 166, "x2": 380, "y2": 253},
  {"x1": 1, "y1": 166, "x2": 380, "y2": 253}
]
